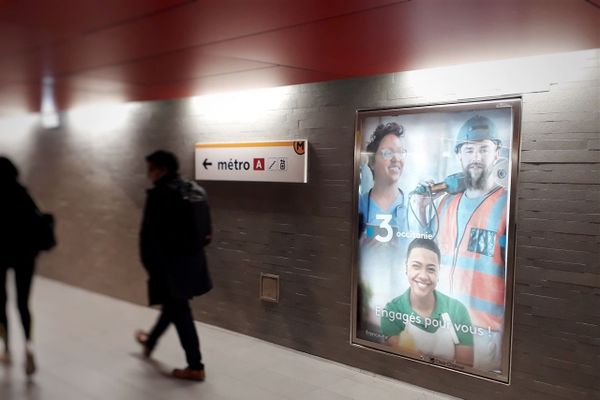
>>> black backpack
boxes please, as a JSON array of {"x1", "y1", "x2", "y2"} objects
[
  {"x1": 30, "y1": 192, "x2": 57, "y2": 253},
  {"x1": 176, "y1": 180, "x2": 212, "y2": 248},
  {"x1": 33, "y1": 210, "x2": 56, "y2": 252}
]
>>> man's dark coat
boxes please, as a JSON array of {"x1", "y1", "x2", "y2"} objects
[{"x1": 140, "y1": 174, "x2": 212, "y2": 305}]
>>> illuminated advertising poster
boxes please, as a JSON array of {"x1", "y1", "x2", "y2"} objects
[{"x1": 352, "y1": 99, "x2": 520, "y2": 382}]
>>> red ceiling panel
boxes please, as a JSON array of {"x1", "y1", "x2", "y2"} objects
[
  {"x1": 0, "y1": 0, "x2": 405, "y2": 85},
  {"x1": 0, "y1": 0, "x2": 596, "y2": 114},
  {"x1": 0, "y1": 0, "x2": 189, "y2": 36},
  {"x1": 49, "y1": 65, "x2": 342, "y2": 111},
  {"x1": 203, "y1": 0, "x2": 599, "y2": 77},
  {"x1": 0, "y1": 23, "x2": 48, "y2": 56},
  {"x1": 72, "y1": 51, "x2": 277, "y2": 86},
  {"x1": 0, "y1": 82, "x2": 40, "y2": 113},
  {"x1": 0, "y1": 0, "x2": 189, "y2": 81},
  {"x1": 124, "y1": 66, "x2": 344, "y2": 102},
  {"x1": 41, "y1": 0, "x2": 405, "y2": 76}
]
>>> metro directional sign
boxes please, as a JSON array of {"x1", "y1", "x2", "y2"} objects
[{"x1": 195, "y1": 140, "x2": 308, "y2": 183}]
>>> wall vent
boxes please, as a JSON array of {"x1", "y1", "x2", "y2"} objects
[{"x1": 259, "y1": 273, "x2": 279, "y2": 303}]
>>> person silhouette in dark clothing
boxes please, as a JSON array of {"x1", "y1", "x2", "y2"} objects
[
  {"x1": 0, "y1": 156, "x2": 40, "y2": 376},
  {"x1": 135, "y1": 150, "x2": 213, "y2": 382}
]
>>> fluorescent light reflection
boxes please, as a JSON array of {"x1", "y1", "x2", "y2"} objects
[
  {"x1": 401, "y1": 50, "x2": 594, "y2": 100},
  {"x1": 66, "y1": 102, "x2": 139, "y2": 137},
  {"x1": 40, "y1": 76, "x2": 60, "y2": 129},
  {"x1": 0, "y1": 114, "x2": 39, "y2": 162},
  {"x1": 189, "y1": 86, "x2": 291, "y2": 123},
  {"x1": 0, "y1": 114, "x2": 38, "y2": 137},
  {"x1": 41, "y1": 112, "x2": 60, "y2": 129}
]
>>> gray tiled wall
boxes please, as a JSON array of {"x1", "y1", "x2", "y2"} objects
[{"x1": 1, "y1": 49, "x2": 597, "y2": 399}]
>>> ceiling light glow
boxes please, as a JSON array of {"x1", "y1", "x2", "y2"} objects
[
  {"x1": 189, "y1": 86, "x2": 292, "y2": 123},
  {"x1": 66, "y1": 102, "x2": 139, "y2": 136}
]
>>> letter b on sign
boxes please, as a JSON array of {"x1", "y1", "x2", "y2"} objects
[{"x1": 253, "y1": 158, "x2": 265, "y2": 171}]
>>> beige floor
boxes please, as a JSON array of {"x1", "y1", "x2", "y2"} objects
[{"x1": 0, "y1": 275, "x2": 459, "y2": 400}]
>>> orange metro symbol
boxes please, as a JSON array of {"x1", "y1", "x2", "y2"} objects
[{"x1": 293, "y1": 141, "x2": 305, "y2": 155}]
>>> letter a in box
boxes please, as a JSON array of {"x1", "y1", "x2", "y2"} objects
[{"x1": 253, "y1": 158, "x2": 265, "y2": 171}]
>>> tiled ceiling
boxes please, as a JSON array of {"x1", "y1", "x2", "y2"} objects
[{"x1": 0, "y1": 0, "x2": 597, "y2": 114}]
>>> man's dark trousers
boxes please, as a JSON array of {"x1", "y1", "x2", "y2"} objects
[{"x1": 146, "y1": 296, "x2": 203, "y2": 370}]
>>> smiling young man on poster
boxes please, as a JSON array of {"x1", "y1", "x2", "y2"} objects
[{"x1": 379, "y1": 238, "x2": 474, "y2": 366}]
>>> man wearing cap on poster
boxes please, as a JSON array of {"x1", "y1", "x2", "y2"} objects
[{"x1": 415, "y1": 115, "x2": 508, "y2": 372}]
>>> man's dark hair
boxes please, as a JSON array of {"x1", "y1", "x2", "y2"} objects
[
  {"x1": 406, "y1": 238, "x2": 441, "y2": 264},
  {"x1": 366, "y1": 122, "x2": 404, "y2": 155},
  {"x1": 0, "y1": 156, "x2": 19, "y2": 182},
  {"x1": 146, "y1": 150, "x2": 179, "y2": 175}
]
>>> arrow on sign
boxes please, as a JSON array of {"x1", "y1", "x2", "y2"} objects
[{"x1": 203, "y1": 158, "x2": 213, "y2": 169}]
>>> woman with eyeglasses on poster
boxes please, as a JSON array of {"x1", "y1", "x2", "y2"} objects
[
  {"x1": 358, "y1": 122, "x2": 408, "y2": 240},
  {"x1": 357, "y1": 122, "x2": 409, "y2": 341}
]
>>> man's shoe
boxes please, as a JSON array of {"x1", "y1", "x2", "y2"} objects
[
  {"x1": 172, "y1": 367, "x2": 205, "y2": 381},
  {"x1": 0, "y1": 351, "x2": 11, "y2": 365},
  {"x1": 134, "y1": 330, "x2": 153, "y2": 358},
  {"x1": 25, "y1": 351, "x2": 36, "y2": 376}
]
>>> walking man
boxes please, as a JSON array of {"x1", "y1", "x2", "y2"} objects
[{"x1": 136, "y1": 150, "x2": 213, "y2": 381}]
